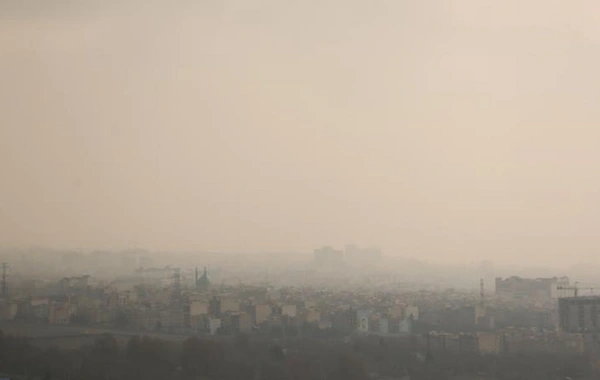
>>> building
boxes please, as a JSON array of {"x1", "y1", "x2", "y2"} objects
[
  {"x1": 220, "y1": 297, "x2": 240, "y2": 313},
  {"x1": 404, "y1": 305, "x2": 419, "y2": 320},
  {"x1": 254, "y1": 304, "x2": 271, "y2": 325},
  {"x1": 209, "y1": 296, "x2": 221, "y2": 317},
  {"x1": 333, "y1": 308, "x2": 357, "y2": 332},
  {"x1": 281, "y1": 304, "x2": 297, "y2": 317},
  {"x1": 266, "y1": 288, "x2": 281, "y2": 301},
  {"x1": 357, "y1": 310, "x2": 370, "y2": 333},
  {"x1": 458, "y1": 305, "x2": 486, "y2": 327},
  {"x1": 58, "y1": 275, "x2": 90, "y2": 296},
  {"x1": 230, "y1": 312, "x2": 253, "y2": 334},
  {"x1": 398, "y1": 317, "x2": 412, "y2": 334},
  {"x1": 0, "y1": 301, "x2": 18, "y2": 321},
  {"x1": 313, "y1": 247, "x2": 344, "y2": 268},
  {"x1": 496, "y1": 276, "x2": 570, "y2": 300},
  {"x1": 477, "y1": 332, "x2": 499, "y2": 354},
  {"x1": 303, "y1": 309, "x2": 320, "y2": 324},
  {"x1": 477, "y1": 315, "x2": 496, "y2": 330},
  {"x1": 378, "y1": 317, "x2": 389, "y2": 335},
  {"x1": 190, "y1": 299, "x2": 209, "y2": 316},
  {"x1": 195, "y1": 267, "x2": 211, "y2": 292},
  {"x1": 30, "y1": 297, "x2": 50, "y2": 320},
  {"x1": 559, "y1": 296, "x2": 600, "y2": 333},
  {"x1": 344, "y1": 245, "x2": 382, "y2": 268},
  {"x1": 208, "y1": 318, "x2": 221, "y2": 335},
  {"x1": 49, "y1": 301, "x2": 74, "y2": 324}
]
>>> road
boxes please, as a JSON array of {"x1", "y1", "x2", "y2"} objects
[{"x1": 0, "y1": 321, "x2": 193, "y2": 341}]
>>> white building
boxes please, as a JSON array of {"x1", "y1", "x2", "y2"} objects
[
  {"x1": 208, "y1": 318, "x2": 221, "y2": 335},
  {"x1": 357, "y1": 310, "x2": 370, "y2": 333}
]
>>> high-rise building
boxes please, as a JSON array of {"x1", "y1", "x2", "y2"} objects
[
  {"x1": 559, "y1": 296, "x2": 600, "y2": 333},
  {"x1": 495, "y1": 276, "x2": 570, "y2": 299},
  {"x1": 209, "y1": 296, "x2": 221, "y2": 317},
  {"x1": 313, "y1": 246, "x2": 344, "y2": 268},
  {"x1": 344, "y1": 245, "x2": 382, "y2": 268}
]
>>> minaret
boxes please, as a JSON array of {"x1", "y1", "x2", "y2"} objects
[
  {"x1": 203, "y1": 266, "x2": 207, "y2": 278},
  {"x1": 195, "y1": 267, "x2": 199, "y2": 286}
]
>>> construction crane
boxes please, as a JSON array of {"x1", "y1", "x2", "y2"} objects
[{"x1": 557, "y1": 282, "x2": 600, "y2": 298}]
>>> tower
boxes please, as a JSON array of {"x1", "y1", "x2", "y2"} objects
[
  {"x1": 167, "y1": 268, "x2": 184, "y2": 331},
  {"x1": 480, "y1": 279, "x2": 484, "y2": 307}
]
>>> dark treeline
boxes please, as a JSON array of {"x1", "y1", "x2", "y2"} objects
[{"x1": 0, "y1": 330, "x2": 592, "y2": 380}]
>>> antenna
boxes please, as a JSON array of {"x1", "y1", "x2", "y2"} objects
[{"x1": 1, "y1": 263, "x2": 8, "y2": 299}]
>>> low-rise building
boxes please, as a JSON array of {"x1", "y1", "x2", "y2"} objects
[
  {"x1": 208, "y1": 318, "x2": 221, "y2": 335},
  {"x1": 231, "y1": 312, "x2": 253, "y2": 334},
  {"x1": 0, "y1": 301, "x2": 18, "y2": 321},
  {"x1": 281, "y1": 304, "x2": 297, "y2": 317},
  {"x1": 190, "y1": 300, "x2": 209, "y2": 316},
  {"x1": 303, "y1": 309, "x2": 320, "y2": 324},
  {"x1": 31, "y1": 297, "x2": 50, "y2": 320},
  {"x1": 221, "y1": 297, "x2": 240, "y2": 313},
  {"x1": 49, "y1": 301, "x2": 74, "y2": 324},
  {"x1": 378, "y1": 317, "x2": 389, "y2": 335},
  {"x1": 254, "y1": 304, "x2": 271, "y2": 325},
  {"x1": 357, "y1": 309, "x2": 370, "y2": 333}
]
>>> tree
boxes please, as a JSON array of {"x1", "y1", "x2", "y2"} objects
[
  {"x1": 114, "y1": 310, "x2": 132, "y2": 328},
  {"x1": 269, "y1": 344, "x2": 285, "y2": 363},
  {"x1": 181, "y1": 337, "x2": 225, "y2": 378},
  {"x1": 92, "y1": 334, "x2": 119, "y2": 358},
  {"x1": 334, "y1": 353, "x2": 368, "y2": 380},
  {"x1": 125, "y1": 336, "x2": 173, "y2": 380},
  {"x1": 77, "y1": 334, "x2": 121, "y2": 380}
]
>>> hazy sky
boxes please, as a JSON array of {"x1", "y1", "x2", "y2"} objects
[{"x1": 2, "y1": 1, "x2": 600, "y2": 265}]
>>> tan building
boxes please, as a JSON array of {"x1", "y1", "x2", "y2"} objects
[
  {"x1": 389, "y1": 306, "x2": 403, "y2": 319},
  {"x1": 49, "y1": 301, "x2": 74, "y2": 325},
  {"x1": 281, "y1": 304, "x2": 297, "y2": 317},
  {"x1": 190, "y1": 300, "x2": 209, "y2": 316},
  {"x1": 477, "y1": 332, "x2": 499, "y2": 354},
  {"x1": 220, "y1": 297, "x2": 240, "y2": 313},
  {"x1": 254, "y1": 304, "x2": 271, "y2": 325},
  {"x1": 303, "y1": 309, "x2": 320, "y2": 324}
]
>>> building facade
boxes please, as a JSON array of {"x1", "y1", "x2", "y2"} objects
[{"x1": 559, "y1": 296, "x2": 600, "y2": 333}]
